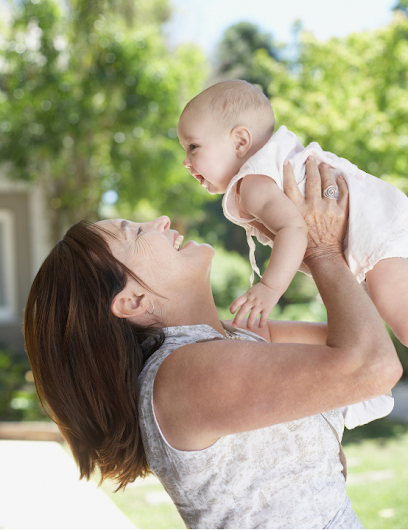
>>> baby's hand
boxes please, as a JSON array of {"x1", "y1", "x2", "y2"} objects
[{"x1": 230, "y1": 282, "x2": 281, "y2": 329}]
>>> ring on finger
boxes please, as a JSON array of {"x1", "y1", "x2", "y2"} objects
[{"x1": 323, "y1": 185, "x2": 337, "y2": 199}]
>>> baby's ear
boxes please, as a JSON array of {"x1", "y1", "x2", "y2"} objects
[{"x1": 231, "y1": 126, "x2": 252, "y2": 158}]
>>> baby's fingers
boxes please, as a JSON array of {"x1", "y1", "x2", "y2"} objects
[
  {"x1": 232, "y1": 299, "x2": 254, "y2": 328},
  {"x1": 247, "y1": 308, "x2": 261, "y2": 330},
  {"x1": 230, "y1": 294, "x2": 248, "y2": 315},
  {"x1": 232, "y1": 307, "x2": 247, "y2": 328},
  {"x1": 259, "y1": 309, "x2": 270, "y2": 328}
]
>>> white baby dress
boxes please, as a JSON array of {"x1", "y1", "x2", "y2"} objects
[{"x1": 222, "y1": 126, "x2": 408, "y2": 284}]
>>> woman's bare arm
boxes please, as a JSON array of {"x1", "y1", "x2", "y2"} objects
[
  {"x1": 224, "y1": 318, "x2": 328, "y2": 345},
  {"x1": 154, "y1": 160, "x2": 402, "y2": 451}
]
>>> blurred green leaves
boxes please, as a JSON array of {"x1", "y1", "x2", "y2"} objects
[
  {"x1": 0, "y1": 349, "x2": 47, "y2": 421},
  {"x1": 206, "y1": 13, "x2": 408, "y2": 366},
  {"x1": 0, "y1": 0, "x2": 208, "y2": 242},
  {"x1": 263, "y1": 11, "x2": 408, "y2": 190},
  {"x1": 210, "y1": 244, "x2": 252, "y2": 319},
  {"x1": 214, "y1": 21, "x2": 283, "y2": 96},
  {"x1": 1, "y1": 2, "x2": 408, "y2": 369}
]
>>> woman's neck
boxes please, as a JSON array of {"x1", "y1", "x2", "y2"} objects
[{"x1": 160, "y1": 283, "x2": 226, "y2": 336}]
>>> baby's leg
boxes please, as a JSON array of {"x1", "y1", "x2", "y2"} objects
[{"x1": 365, "y1": 257, "x2": 408, "y2": 346}]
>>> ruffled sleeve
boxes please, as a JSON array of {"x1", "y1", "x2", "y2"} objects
[{"x1": 340, "y1": 395, "x2": 394, "y2": 429}]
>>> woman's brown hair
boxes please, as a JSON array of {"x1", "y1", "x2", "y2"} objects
[{"x1": 24, "y1": 221, "x2": 165, "y2": 490}]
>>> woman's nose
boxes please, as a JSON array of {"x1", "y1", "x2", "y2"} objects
[{"x1": 150, "y1": 215, "x2": 171, "y2": 232}]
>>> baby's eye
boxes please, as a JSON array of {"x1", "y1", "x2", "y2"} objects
[{"x1": 189, "y1": 144, "x2": 198, "y2": 152}]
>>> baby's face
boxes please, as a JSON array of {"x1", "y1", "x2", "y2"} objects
[{"x1": 177, "y1": 107, "x2": 242, "y2": 195}]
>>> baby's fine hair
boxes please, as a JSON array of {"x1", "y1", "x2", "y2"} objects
[{"x1": 182, "y1": 80, "x2": 275, "y2": 135}]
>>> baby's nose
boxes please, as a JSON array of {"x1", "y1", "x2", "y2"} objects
[{"x1": 183, "y1": 156, "x2": 192, "y2": 168}]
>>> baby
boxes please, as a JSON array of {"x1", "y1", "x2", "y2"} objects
[{"x1": 177, "y1": 80, "x2": 408, "y2": 346}]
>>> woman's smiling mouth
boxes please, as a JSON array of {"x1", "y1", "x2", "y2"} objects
[{"x1": 174, "y1": 234, "x2": 184, "y2": 250}]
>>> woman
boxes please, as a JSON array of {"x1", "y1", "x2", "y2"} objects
[{"x1": 24, "y1": 160, "x2": 402, "y2": 529}]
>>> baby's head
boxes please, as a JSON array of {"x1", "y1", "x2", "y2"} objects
[{"x1": 178, "y1": 80, "x2": 275, "y2": 195}]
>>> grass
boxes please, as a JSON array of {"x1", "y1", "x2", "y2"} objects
[
  {"x1": 343, "y1": 418, "x2": 408, "y2": 529},
  {"x1": 96, "y1": 418, "x2": 408, "y2": 529},
  {"x1": 99, "y1": 476, "x2": 185, "y2": 529}
]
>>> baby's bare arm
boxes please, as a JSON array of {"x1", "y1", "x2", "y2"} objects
[
  {"x1": 239, "y1": 174, "x2": 308, "y2": 293},
  {"x1": 230, "y1": 175, "x2": 308, "y2": 328}
]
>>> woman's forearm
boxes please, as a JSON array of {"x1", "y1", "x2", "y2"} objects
[
  {"x1": 309, "y1": 253, "x2": 401, "y2": 394},
  {"x1": 281, "y1": 159, "x2": 402, "y2": 394}
]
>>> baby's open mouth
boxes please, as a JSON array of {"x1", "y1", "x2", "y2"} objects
[{"x1": 193, "y1": 174, "x2": 204, "y2": 185}]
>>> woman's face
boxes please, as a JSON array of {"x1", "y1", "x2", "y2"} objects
[{"x1": 94, "y1": 216, "x2": 215, "y2": 292}]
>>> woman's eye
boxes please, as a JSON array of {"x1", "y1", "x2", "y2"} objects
[{"x1": 137, "y1": 227, "x2": 143, "y2": 236}]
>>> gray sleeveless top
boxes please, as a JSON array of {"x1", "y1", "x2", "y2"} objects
[{"x1": 137, "y1": 324, "x2": 363, "y2": 529}]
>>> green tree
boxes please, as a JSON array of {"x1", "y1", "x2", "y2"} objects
[
  {"x1": 394, "y1": 0, "x2": 408, "y2": 16},
  {"x1": 213, "y1": 21, "x2": 282, "y2": 96},
  {"x1": 212, "y1": 11, "x2": 408, "y2": 366},
  {"x1": 0, "y1": 348, "x2": 47, "y2": 421},
  {"x1": 257, "y1": 11, "x2": 408, "y2": 191},
  {"x1": 0, "y1": 0, "x2": 208, "y2": 243}
]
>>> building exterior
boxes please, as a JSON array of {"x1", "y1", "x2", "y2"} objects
[{"x1": 0, "y1": 169, "x2": 50, "y2": 355}]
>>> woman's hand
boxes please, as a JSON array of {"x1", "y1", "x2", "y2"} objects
[{"x1": 282, "y1": 158, "x2": 349, "y2": 266}]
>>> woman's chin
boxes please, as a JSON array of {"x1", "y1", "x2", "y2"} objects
[
  {"x1": 180, "y1": 240, "x2": 196, "y2": 250},
  {"x1": 181, "y1": 240, "x2": 213, "y2": 252},
  {"x1": 180, "y1": 240, "x2": 215, "y2": 266}
]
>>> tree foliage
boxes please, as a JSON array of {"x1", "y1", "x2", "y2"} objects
[
  {"x1": 259, "y1": 12, "x2": 408, "y2": 191},
  {"x1": 213, "y1": 21, "x2": 282, "y2": 96},
  {"x1": 201, "y1": 10, "x2": 408, "y2": 255},
  {"x1": 1, "y1": 2, "x2": 408, "y2": 372},
  {"x1": 0, "y1": 0, "x2": 208, "y2": 242},
  {"x1": 0, "y1": 348, "x2": 47, "y2": 421},
  {"x1": 199, "y1": 12, "x2": 408, "y2": 358},
  {"x1": 394, "y1": 0, "x2": 408, "y2": 16}
]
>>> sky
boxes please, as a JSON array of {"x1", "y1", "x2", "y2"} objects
[{"x1": 164, "y1": 0, "x2": 398, "y2": 58}]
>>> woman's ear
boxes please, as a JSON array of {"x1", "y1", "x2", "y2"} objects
[
  {"x1": 111, "y1": 287, "x2": 149, "y2": 319},
  {"x1": 231, "y1": 126, "x2": 252, "y2": 158}
]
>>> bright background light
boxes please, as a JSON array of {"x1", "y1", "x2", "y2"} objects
[{"x1": 165, "y1": 0, "x2": 396, "y2": 56}]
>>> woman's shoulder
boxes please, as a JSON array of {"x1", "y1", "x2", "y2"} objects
[
  {"x1": 138, "y1": 324, "x2": 227, "y2": 386},
  {"x1": 138, "y1": 322, "x2": 266, "y2": 397}
]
